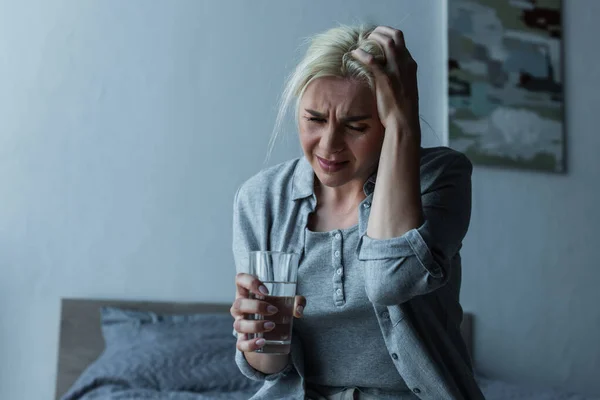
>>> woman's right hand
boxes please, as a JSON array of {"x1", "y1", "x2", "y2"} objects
[{"x1": 231, "y1": 272, "x2": 306, "y2": 353}]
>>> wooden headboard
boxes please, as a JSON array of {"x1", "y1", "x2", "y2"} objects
[
  {"x1": 54, "y1": 298, "x2": 474, "y2": 399},
  {"x1": 54, "y1": 298, "x2": 232, "y2": 400}
]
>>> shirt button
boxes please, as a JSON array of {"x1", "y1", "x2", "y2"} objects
[
  {"x1": 336, "y1": 288, "x2": 342, "y2": 295},
  {"x1": 334, "y1": 233, "x2": 341, "y2": 240},
  {"x1": 391, "y1": 353, "x2": 398, "y2": 360},
  {"x1": 334, "y1": 250, "x2": 340, "y2": 257},
  {"x1": 363, "y1": 202, "x2": 371, "y2": 208},
  {"x1": 336, "y1": 268, "x2": 343, "y2": 275},
  {"x1": 381, "y1": 311, "x2": 389, "y2": 319},
  {"x1": 412, "y1": 388, "x2": 421, "y2": 394}
]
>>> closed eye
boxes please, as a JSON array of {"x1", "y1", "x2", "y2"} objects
[
  {"x1": 304, "y1": 116, "x2": 367, "y2": 133},
  {"x1": 348, "y1": 125, "x2": 367, "y2": 132}
]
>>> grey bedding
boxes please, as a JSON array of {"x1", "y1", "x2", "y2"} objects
[
  {"x1": 64, "y1": 389, "x2": 255, "y2": 400},
  {"x1": 61, "y1": 306, "x2": 597, "y2": 400},
  {"x1": 61, "y1": 308, "x2": 260, "y2": 400}
]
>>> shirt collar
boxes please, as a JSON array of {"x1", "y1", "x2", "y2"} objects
[
  {"x1": 291, "y1": 156, "x2": 315, "y2": 200},
  {"x1": 291, "y1": 156, "x2": 377, "y2": 201}
]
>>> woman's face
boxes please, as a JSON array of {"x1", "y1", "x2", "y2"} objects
[{"x1": 298, "y1": 76, "x2": 385, "y2": 189}]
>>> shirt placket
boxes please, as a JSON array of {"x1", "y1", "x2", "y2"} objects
[{"x1": 331, "y1": 230, "x2": 345, "y2": 306}]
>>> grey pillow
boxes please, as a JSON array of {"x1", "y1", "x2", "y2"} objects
[{"x1": 62, "y1": 308, "x2": 260, "y2": 399}]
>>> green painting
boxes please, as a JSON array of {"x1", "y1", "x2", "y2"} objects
[{"x1": 448, "y1": 0, "x2": 564, "y2": 173}]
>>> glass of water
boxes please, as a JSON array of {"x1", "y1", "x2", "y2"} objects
[{"x1": 246, "y1": 251, "x2": 300, "y2": 354}]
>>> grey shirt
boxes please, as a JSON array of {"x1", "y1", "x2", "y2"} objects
[
  {"x1": 296, "y1": 225, "x2": 414, "y2": 399},
  {"x1": 232, "y1": 146, "x2": 485, "y2": 400}
]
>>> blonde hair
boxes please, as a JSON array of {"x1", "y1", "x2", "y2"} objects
[{"x1": 267, "y1": 24, "x2": 385, "y2": 160}]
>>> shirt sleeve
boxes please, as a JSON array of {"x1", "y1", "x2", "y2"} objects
[
  {"x1": 234, "y1": 348, "x2": 294, "y2": 381},
  {"x1": 356, "y1": 153, "x2": 473, "y2": 306},
  {"x1": 232, "y1": 185, "x2": 295, "y2": 381}
]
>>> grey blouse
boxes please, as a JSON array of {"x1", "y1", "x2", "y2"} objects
[
  {"x1": 296, "y1": 225, "x2": 413, "y2": 399},
  {"x1": 232, "y1": 146, "x2": 485, "y2": 400}
]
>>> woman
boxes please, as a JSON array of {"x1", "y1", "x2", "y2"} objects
[{"x1": 229, "y1": 24, "x2": 484, "y2": 400}]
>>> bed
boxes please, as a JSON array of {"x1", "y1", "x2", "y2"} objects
[{"x1": 55, "y1": 298, "x2": 596, "y2": 400}]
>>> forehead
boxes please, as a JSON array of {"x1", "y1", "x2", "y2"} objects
[{"x1": 300, "y1": 76, "x2": 374, "y2": 113}]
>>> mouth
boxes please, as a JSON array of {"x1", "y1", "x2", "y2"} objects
[{"x1": 316, "y1": 156, "x2": 349, "y2": 173}]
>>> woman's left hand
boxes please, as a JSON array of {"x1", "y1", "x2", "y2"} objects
[{"x1": 351, "y1": 26, "x2": 420, "y2": 137}]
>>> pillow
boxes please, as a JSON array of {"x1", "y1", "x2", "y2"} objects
[{"x1": 62, "y1": 307, "x2": 260, "y2": 399}]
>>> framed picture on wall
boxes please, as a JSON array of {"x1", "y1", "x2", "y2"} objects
[{"x1": 448, "y1": 0, "x2": 565, "y2": 173}]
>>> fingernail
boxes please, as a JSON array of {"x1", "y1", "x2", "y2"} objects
[
  {"x1": 267, "y1": 305, "x2": 278, "y2": 314},
  {"x1": 259, "y1": 285, "x2": 269, "y2": 295},
  {"x1": 264, "y1": 321, "x2": 275, "y2": 330},
  {"x1": 297, "y1": 306, "x2": 304, "y2": 317},
  {"x1": 256, "y1": 338, "x2": 266, "y2": 347}
]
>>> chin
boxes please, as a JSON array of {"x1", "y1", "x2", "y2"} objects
[{"x1": 313, "y1": 170, "x2": 351, "y2": 188}]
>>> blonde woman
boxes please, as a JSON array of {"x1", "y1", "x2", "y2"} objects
[{"x1": 230, "y1": 24, "x2": 484, "y2": 400}]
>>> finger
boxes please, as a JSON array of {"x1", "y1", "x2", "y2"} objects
[
  {"x1": 294, "y1": 295, "x2": 306, "y2": 318},
  {"x1": 351, "y1": 47, "x2": 374, "y2": 64},
  {"x1": 372, "y1": 26, "x2": 405, "y2": 49},
  {"x1": 233, "y1": 317, "x2": 276, "y2": 334},
  {"x1": 235, "y1": 273, "x2": 250, "y2": 298},
  {"x1": 370, "y1": 30, "x2": 414, "y2": 67},
  {"x1": 367, "y1": 31, "x2": 403, "y2": 71},
  {"x1": 364, "y1": 33, "x2": 416, "y2": 79},
  {"x1": 232, "y1": 298, "x2": 279, "y2": 316},
  {"x1": 369, "y1": 31, "x2": 399, "y2": 55},
  {"x1": 235, "y1": 285, "x2": 248, "y2": 300},
  {"x1": 235, "y1": 272, "x2": 269, "y2": 297},
  {"x1": 350, "y1": 48, "x2": 388, "y2": 79},
  {"x1": 236, "y1": 337, "x2": 266, "y2": 353},
  {"x1": 371, "y1": 28, "x2": 415, "y2": 68}
]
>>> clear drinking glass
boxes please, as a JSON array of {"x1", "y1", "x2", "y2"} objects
[{"x1": 246, "y1": 251, "x2": 300, "y2": 354}]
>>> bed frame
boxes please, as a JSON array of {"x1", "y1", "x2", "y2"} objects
[{"x1": 54, "y1": 298, "x2": 474, "y2": 399}]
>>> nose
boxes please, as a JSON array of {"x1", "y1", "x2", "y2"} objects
[{"x1": 320, "y1": 123, "x2": 344, "y2": 154}]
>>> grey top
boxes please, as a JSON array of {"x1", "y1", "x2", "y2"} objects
[
  {"x1": 232, "y1": 146, "x2": 485, "y2": 400},
  {"x1": 296, "y1": 225, "x2": 413, "y2": 399}
]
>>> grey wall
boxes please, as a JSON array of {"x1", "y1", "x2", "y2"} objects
[
  {"x1": 0, "y1": 1, "x2": 445, "y2": 399},
  {"x1": 460, "y1": 0, "x2": 600, "y2": 397}
]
